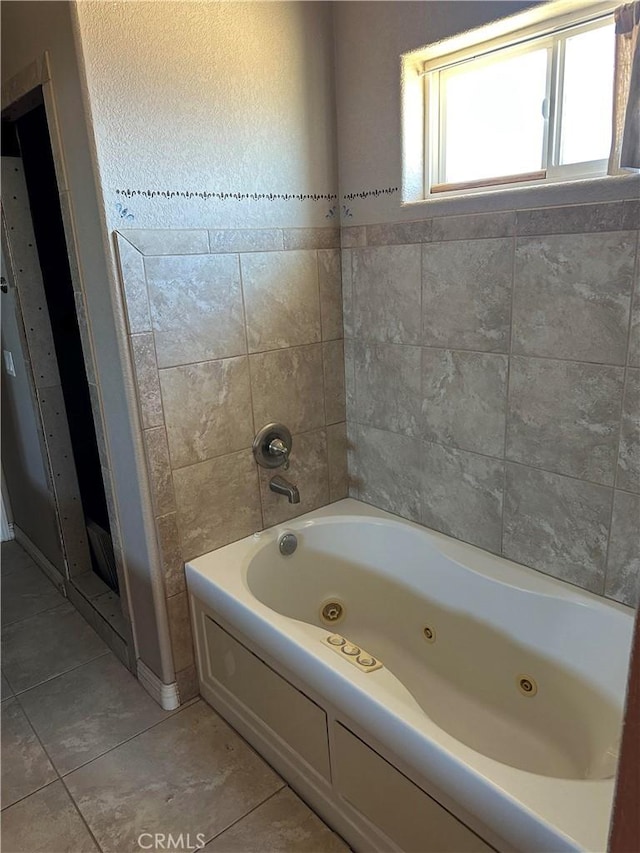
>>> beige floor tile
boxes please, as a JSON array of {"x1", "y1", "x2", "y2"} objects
[
  {"x1": 1, "y1": 541, "x2": 37, "y2": 577},
  {"x1": 65, "y1": 700, "x2": 284, "y2": 852},
  {"x1": 19, "y1": 653, "x2": 172, "y2": 775},
  {"x1": 1, "y1": 781, "x2": 98, "y2": 853},
  {"x1": 1, "y1": 603, "x2": 109, "y2": 693},
  {"x1": 1, "y1": 698, "x2": 57, "y2": 808},
  {"x1": 2, "y1": 561, "x2": 66, "y2": 626},
  {"x1": 205, "y1": 787, "x2": 349, "y2": 852}
]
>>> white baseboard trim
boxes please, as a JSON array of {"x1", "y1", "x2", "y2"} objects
[
  {"x1": 137, "y1": 659, "x2": 179, "y2": 711},
  {"x1": 12, "y1": 525, "x2": 66, "y2": 594}
]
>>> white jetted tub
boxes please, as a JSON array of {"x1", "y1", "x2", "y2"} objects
[{"x1": 186, "y1": 499, "x2": 634, "y2": 853}]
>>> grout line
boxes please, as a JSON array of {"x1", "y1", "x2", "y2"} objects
[
  {"x1": 202, "y1": 786, "x2": 286, "y2": 846},
  {"x1": 351, "y1": 417, "x2": 627, "y2": 493},
  {"x1": 7, "y1": 690, "x2": 100, "y2": 852},
  {"x1": 501, "y1": 231, "x2": 518, "y2": 557},
  {"x1": 7, "y1": 649, "x2": 112, "y2": 698},
  {"x1": 604, "y1": 230, "x2": 640, "y2": 590},
  {"x1": 55, "y1": 699, "x2": 202, "y2": 780},
  {"x1": 0, "y1": 779, "x2": 62, "y2": 815},
  {"x1": 58, "y1": 775, "x2": 105, "y2": 853},
  {"x1": 348, "y1": 336, "x2": 629, "y2": 367},
  {"x1": 237, "y1": 252, "x2": 265, "y2": 531}
]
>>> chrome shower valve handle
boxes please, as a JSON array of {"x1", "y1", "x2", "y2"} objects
[{"x1": 252, "y1": 423, "x2": 293, "y2": 470}]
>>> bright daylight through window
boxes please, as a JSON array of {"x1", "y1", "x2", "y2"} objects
[{"x1": 424, "y1": 13, "x2": 616, "y2": 194}]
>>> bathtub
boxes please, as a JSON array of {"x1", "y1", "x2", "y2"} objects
[{"x1": 186, "y1": 499, "x2": 634, "y2": 853}]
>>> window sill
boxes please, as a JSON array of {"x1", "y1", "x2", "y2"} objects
[{"x1": 401, "y1": 173, "x2": 640, "y2": 220}]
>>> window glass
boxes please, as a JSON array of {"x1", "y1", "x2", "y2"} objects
[
  {"x1": 441, "y1": 47, "x2": 549, "y2": 184},
  {"x1": 559, "y1": 23, "x2": 615, "y2": 165}
]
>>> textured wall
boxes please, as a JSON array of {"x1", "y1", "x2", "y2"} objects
[
  {"x1": 74, "y1": 1, "x2": 338, "y2": 230},
  {"x1": 116, "y1": 226, "x2": 347, "y2": 696},
  {"x1": 343, "y1": 201, "x2": 640, "y2": 606}
]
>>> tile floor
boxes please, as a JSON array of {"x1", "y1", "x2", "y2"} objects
[{"x1": 1, "y1": 540, "x2": 349, "y2": 853}]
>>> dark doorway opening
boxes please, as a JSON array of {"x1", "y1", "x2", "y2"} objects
[{"x1": 3, "y1": 97, "x2": 118, "y2": 593}]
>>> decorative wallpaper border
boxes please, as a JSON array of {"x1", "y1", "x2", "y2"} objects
[
  {"x1": 115, "y1": 188, "x2": 338, "y2": 202},
  {"x1": 115, "y1": 185, "x2": 400, "y2": 203},
  {"x1": 342, "y1": 186, "x2": 399, "y2": 201}
]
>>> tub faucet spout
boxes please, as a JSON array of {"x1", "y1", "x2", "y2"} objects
[{"x1": 269, "y1": 475, "x2": 300, "y2": 504}]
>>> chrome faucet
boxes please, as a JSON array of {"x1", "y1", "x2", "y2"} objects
[{"x1": 269, "y1": 475, "x2": 300, "y2": 504}]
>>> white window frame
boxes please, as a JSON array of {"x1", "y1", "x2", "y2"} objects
[{"x1": 401, "y1": 0, "x2": 619, "y2": 204}]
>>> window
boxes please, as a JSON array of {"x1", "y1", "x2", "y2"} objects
[{"x1": 420, "y1": 8, "x2": 616, "y2": 196}]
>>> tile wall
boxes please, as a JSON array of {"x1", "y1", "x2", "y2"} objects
[
  {"x1": 116, "y1": 227, "x2": 348, "y2": 698},
  {"x1": 342, "y1": 201, "x2": 639, "y2": 607}
]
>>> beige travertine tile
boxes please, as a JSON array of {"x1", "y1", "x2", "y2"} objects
[
  {"x1": 323, "y1": 340, "x2": 346, "y2": 425},
  {"x1": 422, "y1": 349, "x2": 508, "y2": 457},
  {"x1": 352, "y1": 425, "x2": 422, "y2": 522},
  {"x1": 18, "y1": 654, "x2": 170, "y2": 775},
  {"x1": 2, "y1": 670, "x2": 14, "y2": 700},
  {"x1": 422, "y1": 237, "x2": 513, "y2": 352},
  {"x1": 421, "y1": 442, "x2": 504, "y2": 554},
  {"x1": 629, "y1": 272, "x2": 640, "y2": 367},
  {"x1": 341, "y1": 225, "x2": 367, "y2": 248},
  {"x1": 352, "y1": 245, "x2": 421, "y2": 344},
  {"x1": 258, "y1": 429, "x2": 329, "y2": 526},
  {"x1": 130, "y1": 333, "x2": 163, "y2": 429},
  {"x1": 513, "y1": 231, "x2": 636, "y2": 364},
  {"x1": 250, "y1": 344, "x2": 325, "y2": 435},
  {"x1": 1, "y1": 603, "x2": 108, "y2": 693},
  {"x1": 1, "y1": 540, "x2": 39, "y2": 576},
  {"x1": 617, "y1": 368, "x2": 640, "y2": 493},
  {"x1": 366, "y1": 219, "x2": 431, "y2": 245},
  {"x1": 160, "y1": 357, "x2": 253, "y2": 468},
  {"x1": 143, "y1": 427, "x2": 175, "y2": 515},
  {"x1": 1, "y1": 699, "x2": 57, "y2": 808},
  {"x1": 621, "y1": 198, "x2": 639, "y2": 230},
  {"x1": 208, "y1": 228, "x2": 283, "y2": 253},
  {"x1": 204, "y1": 786, "x2": 348, "y2": 851},
  {"x1": 121, "y1": 229, "x2": 209, "y2": 255},
  {"x1": 503, "y1": 463, "x2": 610, "y2": 593},
  {"x1": 65, "y1": 702, "x2": 283, "y2": 853},
  {"x1": 166, "y1": 592, "x2": 194, "y2": 672},
  {"x1": 176, "y1": 664, "x2": 199, "y2": 703},
  {"x1": 156, "y1": 512, "x2": 185, "y2": 597},
  {"x1": 146, "y1": 254, "x2": 246, "y2": 368},
  {"x1": 282, "y1": 227, "x2": 340, "y2": 250},
  {"x1": 241, "y1": 251, "x2": 321, "y2": 352},
  {"x1": 327, "y1": 422, "x2": 348, "y2": 501},
  {"x1": 605, "y1": 490, "x2": 640, "y2": 607},
  {"x1": 341, "y1": 248, "x2": 353, "y2": 338},
  {"x1": 1, "y1": 560, "x2": 64, "y2": 627},
  {"x1": 516, "y1": 202, "x2": 625, "y2": 236},
  {"x1": 344, "y1": 338, "x2": 355, "y2": 421},
  {"x1": 318, "y1": 249, "x2": 343, "y2": 341},
  {"x1": 1, "y1": 781, "x2": 99, "y2": 853},
  {"x1": 507, "y1": 357, "x2": 625, "y2": 485},
  {"x1": 430, "y1": 210, "x2": 515, "y2": 242},
  {"x1": 354, "y1": 342, "x2": 421, "y2": 436},
  {"x1": 114, "y1": 233, "x2": 151, "y2": 333},
  {"x1": 173, "y1": 450, "x2": 262, "y2": 560}
]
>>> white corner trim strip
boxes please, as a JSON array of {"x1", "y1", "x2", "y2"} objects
[{"x1": 137, "y1": 658, "x2": 180, "y2": 711}]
